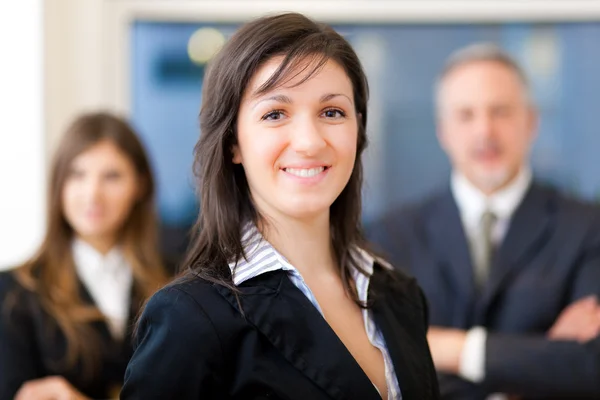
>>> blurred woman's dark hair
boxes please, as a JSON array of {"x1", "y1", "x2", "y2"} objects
[{"x1": 183, "y1": 12, "x2": 371, "y2": 305}]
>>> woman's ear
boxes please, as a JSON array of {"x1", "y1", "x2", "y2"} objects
[{"x1": 232, "y1": 145, "x2": 242, "y2": 164}]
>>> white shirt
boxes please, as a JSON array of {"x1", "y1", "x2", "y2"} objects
[
  {"x1": 72, "y1": 239, "x2": 133, "y2": 339},
  {"x1": 229, "y1": 223, "x2": 403, "y2": 399},
  {"x1": 452, "y1": 167, "x2": 532, "y2": 249},
  {"x1": 450, "y1": 167, "x2": 532, "y2": 397}
]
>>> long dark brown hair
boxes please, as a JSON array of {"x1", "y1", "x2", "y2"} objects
[
  {"x1": 183, "y1": 13, "x2": 371, "y2": 304},
  {"x1": 12, "y1": 112, "x2": 168, "y2": 376}
]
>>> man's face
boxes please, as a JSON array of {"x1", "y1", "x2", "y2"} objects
[{"x1": 437, "y1": 60, "x2": 537, "y2": 194}]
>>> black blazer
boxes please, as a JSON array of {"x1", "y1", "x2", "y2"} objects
[
  {"x1": 367, "y1": 183, "x2": 600, "y2": 399},
  {"x1": 121, "y1": 264, "x2": 440, "y2": 399},
  {"x1": 0, "y1": 270, "x2": 141, "y2": 400}
]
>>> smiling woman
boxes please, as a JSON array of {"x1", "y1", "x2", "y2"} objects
[{"x1": 121, "y1": 12, "x2": 439, "y2": 400}]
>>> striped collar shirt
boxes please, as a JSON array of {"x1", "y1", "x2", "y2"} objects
[{"x1": 228, "y1": 223, "x2": 402, "y2": 399}]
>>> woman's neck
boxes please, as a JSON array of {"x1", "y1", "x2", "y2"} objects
[
  {"x1": 75, "y1": 234, "x2": 118, "y2": 256},
  {"x1": 260, "y1": 213, "x2": 338, "y2": 279}
]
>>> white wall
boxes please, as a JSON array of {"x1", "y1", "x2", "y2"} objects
[{"x1": 0, "y1": 0, "x2": 44, "y2": 269}]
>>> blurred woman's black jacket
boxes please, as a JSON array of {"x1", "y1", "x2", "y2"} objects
[{"x1": 0, "y1": 270, "x2": 140, "y2": 400}]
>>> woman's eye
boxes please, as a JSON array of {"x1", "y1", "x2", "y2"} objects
[
  {"x1": 105, "y1": 172, "x2": 122, "y2": 180},
  {"x1": 322, "y1": 108, "x2": 346, "y2": 119},
  {"x1": 68, "y1": 169, "x2": 84, "y2": 180},
  {"x1": 262, "y1": 110, "x2": 285, "y2": 121}
]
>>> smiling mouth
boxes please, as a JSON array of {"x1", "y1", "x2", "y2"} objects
[{"x1": 283, "y1": 166, "x2": 329, "y2": 178}]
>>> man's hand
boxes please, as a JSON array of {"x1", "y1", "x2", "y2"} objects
[
  {"x1": 548, "y1": 295, "x2": 600, "y2": 343},
  {"x1": 15, "y1": 376, "x2": 90, "y2": 400},
  {"x1": 427, "y1": 327, "x2": 467, "y2": 373}
]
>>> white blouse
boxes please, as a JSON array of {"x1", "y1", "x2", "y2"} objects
[{"x1": 72, "y1": 239, "x2": 133, "y2": 339}]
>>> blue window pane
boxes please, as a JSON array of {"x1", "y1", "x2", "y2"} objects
[{"x1": 131, "y1": 21, "x2": 600, "y2": 229}]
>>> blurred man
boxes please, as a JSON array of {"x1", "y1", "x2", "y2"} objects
[{"x1": 368, "y1": 43, "x2": 600, "y2": 399}]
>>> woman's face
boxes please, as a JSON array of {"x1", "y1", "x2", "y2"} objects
[
  {"x1": 62, "y1": 139, "x2": 141, "y2": 247},
  {"x1": 234, "y1": 56, "x2": 358, "y2": 223}
]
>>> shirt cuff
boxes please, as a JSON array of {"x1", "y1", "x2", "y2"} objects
[{"x1": 458, "y1": 326, "x2": 487, "y2": 383}]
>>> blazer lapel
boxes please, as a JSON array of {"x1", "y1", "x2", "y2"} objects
[
  {"x1": 216, "y1": 270, "x2": 381, "y2": 400},
  {"x1": 370, "y1": 265, "x2": 435, "y2": 400},
  {"x1": 477, "y1": 184, "x2": 555, "y2": 319},
  {"x1": 77, "y1": 279, "x2": 115, "y2": 343},
  {"x1": 121, "y1": 283, "x2": 142, "y2": 351},
  {"x1": 425, "y1": 189, "x2": 477, "y2": 314},
  {"x1": 77, "y1": 279, "x2": 138, "y2": 350}
]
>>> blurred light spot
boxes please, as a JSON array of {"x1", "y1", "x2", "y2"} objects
[
  {"x1": 352, "y1": 33, "x2": 386, "y2": 73},
  {"x1": 188, "y1": 27, "x2": 226, "y2": 65},
  {"x1": 523, "y1": 28, "x2": 560, "y2": 81}
]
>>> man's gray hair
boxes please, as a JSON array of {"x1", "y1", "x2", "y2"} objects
[{"x1": 435, "y1": 42, "x2": 532, "y2": 112}]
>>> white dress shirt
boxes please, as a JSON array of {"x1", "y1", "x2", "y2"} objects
[
  {"x1": 450, "y1": 167, "x2": 532, "y2": 396},
  {"x1": 229, "y1": 223, "x2": 403, "y2": 399},
  {"x1": 72, "y1": 239, "x2": 133, "y2": 340}
]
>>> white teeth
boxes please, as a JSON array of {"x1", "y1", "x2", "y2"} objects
[{"x1": 285, "y1": 167, "x2": 325, "y2": 178}]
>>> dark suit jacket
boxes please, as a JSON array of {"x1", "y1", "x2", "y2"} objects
[
  {"x1": 367, "y1": 182, "x2": 600, "y2": 399},
  {"x1": 0, "y1": 270, "x2": 141, "y2": 400},
  {"x1": 121, "y1": 264, "x2": 440, "y2": 399}
]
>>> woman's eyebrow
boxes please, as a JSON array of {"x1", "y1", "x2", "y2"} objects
[
  {"x1": 320, "y1": 93, "x2": 353, "y2": 104},
  {"x1": 252, "y1": 94, "x2": 292, "y2": 110}
]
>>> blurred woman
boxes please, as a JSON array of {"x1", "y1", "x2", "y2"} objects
[{"x1": 0, "y1": 112, "x2": 169, "y2": 400}]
